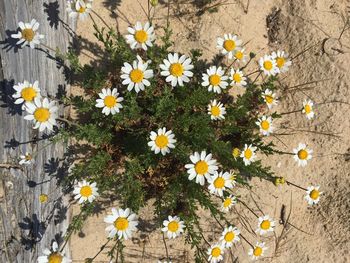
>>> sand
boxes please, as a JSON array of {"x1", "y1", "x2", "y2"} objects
[{"x1": 69, "y1": 0, "x2": 350, "y2": 262}]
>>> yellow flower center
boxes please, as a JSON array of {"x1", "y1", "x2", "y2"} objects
[
  {"x1": 276, "y1": 57, "x2": 285, "y2": 68},
  {"x1": 265, "y1": 95, "x2": 274, "y2": 104},
  {"x1": 25, "y1": 154, "x2": 32, "y2": 161},
  {"x1": 211, "y1": 106, "x2": 221, "y2": 117},
  {"x1": 39, "y1": 194, "x2": 48, "y2": 203},
  {"x1": 169, "y1": 63, "x2": 184, "y2": 77},
  {"x1": 223, "y1": 39, "x2": 236, "y2": 51},
  {"x1": 78, "y1": 6, "x2": 86, "y2": 13},
  {"x1": 130, "y1": 69, "x2": 144, "y2": 83},
  {"x1": 48, "y1": 252, "x2": 63, "y2": 263},
  {"x1": 114, "y1": 217, "x2": 129, "y2": 231},
  {"x1": 260, "y1": 220, "x2": 271, "y2": 230},
  {"x1": 310, "y1": 189, "x2": 320, "y2": 200},
  {"x1": 253, "y1": 247, "x2": 263, "y2": 257},
  {"x1": 211, "y1": 247, "x2": 221, "y2": 257},
  {"x1": 104, "y1": 95, "x2": 117, "y2": 108},
  {"x1": 224, "y1": 231, "x2": 235, "y2": 242},
  {"x1": 244, "y1": 149, "x2": 252, "y2": 159},
  {"x1": 297, "y1": 149, "x2": 308, "y2": 160},
  {"x1": 213, "y1": 177, "x2": 225, "y2": 189},
  {"x1": 223, "y1": 198, "x2": 232, "y2": 208},
  {"x1": 209, "y1": 74, "x2": 221, "y2": 86},
  {"x1": 22, "y1": 28, "x2": 35, "y2": 41},
  {"x1": 263, "y1": 61, "x2": 273, "y2": 70},
  {"x1": 134, "y1": 30, "x2": 148, "y2": 43},
  {"x1": 80, "y1": 186, "x2": 92, "y2": 197},
  {"x1": 155, "y1": 135, "x2": 169, "y2": 148},
  {"x1": 21, "y1": 87, "x2": 37, "y2": 101},
  {"x1": 304, "y1": 104, "x2": 312, "y2": 114},
  {"x1": 261, "y1": 120, "x2": 270, "y2": 130},
  {"x1": 235, "y1": 51, "x2": 243, "y2": 60},
  {"x1": 194, "y1": 161, "x2": 208, "y2": 175},
  {"x1": 233, "y1": 73, "x2": 241, "y2": 83},
  {"x1": 232, "y1": 148, "x2": 240, "y2": 158},
  {"x1": 34, "y1": 108, "x2": 50, "y2": 123},
  {"x1": 168, "y1": 220, "x2": 179, "y2": 232}
]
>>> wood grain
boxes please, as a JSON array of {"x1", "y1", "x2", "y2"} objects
[{"x1": 0, "y1": 0, "x2": 72, "y2": 262}]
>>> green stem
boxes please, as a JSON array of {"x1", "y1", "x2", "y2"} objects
[
  {"x1": 91, "y1": 10, "x2": 112, "y2": 30},
  {"x1": 60, "y1": 209, "x2": 84, "y2": 252}
]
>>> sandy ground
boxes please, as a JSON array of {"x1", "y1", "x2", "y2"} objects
[{"x1": 69, "y1": 0, "x2": 350, "y2": 262}]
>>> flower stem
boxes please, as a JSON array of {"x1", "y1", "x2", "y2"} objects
[
  {"x1": 40, "y1": 43, "x2": 58, "y2": 53},
  {"x1": 272, "y1": 149, "x2": 294, "y2": 155},
  {"x1": 279, "y1": 109, "x2": 302, "y2": 116},
  {"x1": 237, "y1": 199, "x2": 259, "y2": 218},
  {"x1": 91, "y1": 10, "x2": 112, "y2": 30},
  {"x1": 90, "y1": 239, "x2": 111, "y2": 261},
  {"x1": 252, "y1": 71, "x2": 261, "y2": 84},
  {"x1": 60, "y1": 209, "x2": 84, "y2": 252},
  {"x1": 245, "y1": 69, "x2": 259, "y2": 77},
  {"x1": 286, "y1": 180, "x2": 307, "y2": 191},
  {"x1": 162, "y1": 232, "x2": 170, "y2": 262},
  {"x1": 240, "y1": 233, "x2": 254, "y2": 248},
  {"x1": 291, "y1": 40, "x2": 322, "y2": 61}
]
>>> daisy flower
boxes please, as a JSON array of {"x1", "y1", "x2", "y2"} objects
[
  {"x1": 229, "y1": 68, "x2": 247, "y2": 87},
  {"x1": 148, "y1": 128, "x2": 176, "y2": 155},
  {"x1": 19, "y1": 152, "x2": 34, "y2": 165},
  {"x1": 73, "y1": 180, "x2": 99, "y2": 204},
  {"x1": 11, "y1": 19, "x2": 44, "y2": 49},
  {"x1": 207, "y1": 243, "x2": 225, "y2": 263},
  {"x1": 271, "y1": 50, "x2": 292, "y2": 73},
  {"x1": 248, "y1": 242, "x2": 268, "y2": 260},
  {"x1": 121, "y1": 57, "x2": 154, "y2": 93},
  {"x1": 201, "y1": 66, "x2": 229, "y2": 94},
  {"x1": 208, "y1": 171, "x2": 233, "y2": 197},
  {"x1": 262, "y1": 89, "x2": 278, "y2": 109},
  {"x1": 221, "y1": 194, "x2": 237, "y2": 212},
  {"x1": 37, "y1": 241, "x2": 71, "y2": 263},
  {"x1": 160, "y1": 53, "x2": 194, "y2": 87},
  {"x1": 220, "y1": 226, "x2": 240, "y2": 247},
  {"x1": 240, "y1": 144, "x2": 257, "y2": 166},
  {"x1": 125, "y1": 21, "x2": 155, "y2": 50},
  {"x1": 234, "y1": 48, "x2": 248, "y2": 63},
  {"x1": 305, "y1": 186, "x2": 322, "y2": 205},
  {"x1": 293, "y1": 143, "x2": 313, "y2": 167},
  {"x1": 256, "y1": 215, "x2": 275, "y2": 235},
  {"x1": 217, "y1": 33, "x2": 242, "y2": 59},
  {"x1": 104, "y1": 208, "x2": 138, "y2": 240},
  {"x1": 185, "y1": 151, "x2": 218, "y2": 185},
  {"x1": 255, "y1": 116, "x2": 274, "y2": 136},
  {"x1": 13, "y1": 80, "x2": 41, "y2": 106},
  {"x1": 161, "y1": 215, "x2": 185, "y2": 239},
  {"x1": 39, "y1": 194, "x2": 48, "y2": 203},
  {"x1": 208, "y1": 100, "x2": 226, "y2": 121},
  {"x1": 259, "y1": 55, "x2": 279, "y2": 76},
  {"x1": 232, "y1": 148, "x2": 240, "y2": 160},
  {"x1": 95, "y1": 88, "x2": 123, "y2": 116},
  {"x1": 302, "y1": 99, "x2": 315, "y2": 120},
  {"x1": 66, "y1": 0, "x2": 92, "y2": 20},
  {"x1": 24, "y1": 98, "x2": 58, "y2": 132}
]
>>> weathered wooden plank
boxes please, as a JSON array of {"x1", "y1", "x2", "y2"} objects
[{"x1": 0, "y1": 1, "x2": 71, "y2": 262}]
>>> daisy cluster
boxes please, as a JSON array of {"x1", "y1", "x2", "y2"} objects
[{"x1": 9, "y1": 5, "x2": 322, "y2": 261}]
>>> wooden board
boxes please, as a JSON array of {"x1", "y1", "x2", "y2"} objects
[{"x1": 0, "y1": 0, "x2": 71, "y2": 262}]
